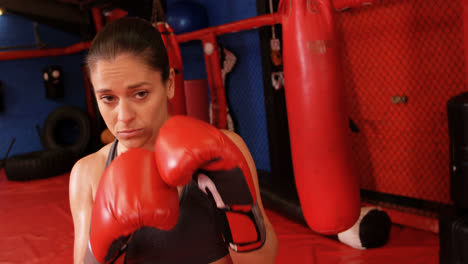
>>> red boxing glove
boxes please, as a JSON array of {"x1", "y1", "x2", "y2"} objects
[
  {"x1": 85, "y1": 148, "x2": 179, "y2": 263},
  {"x1": 154, "y1": 115, "x2": 266, "y2": 252}
]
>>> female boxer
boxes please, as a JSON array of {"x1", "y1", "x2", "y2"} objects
[{"x1": 69, "y1": 17, "x2": 278, "y2": 264}]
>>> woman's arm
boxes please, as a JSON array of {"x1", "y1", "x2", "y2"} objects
[
  {"x1": 222, "y1": 130, "x2": 279, "y2": 264},
  {"x1": 69, "y1": 156, "x2": 95, "y2": 264}
]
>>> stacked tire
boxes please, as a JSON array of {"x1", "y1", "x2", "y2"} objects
[{"x1": 5, "y1": 106, "x2": 91, "y2": 181}]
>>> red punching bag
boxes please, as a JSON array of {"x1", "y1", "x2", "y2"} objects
[{"x1": 280, "y1": 0, "x2": 360, "y2": 234}]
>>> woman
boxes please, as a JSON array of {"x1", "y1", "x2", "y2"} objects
[{"x1": 69, "y1": 17, "x2": 278, "y2": 264}]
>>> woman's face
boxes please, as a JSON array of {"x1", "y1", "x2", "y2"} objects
[{"x1": 90, "y1": 53, "x2": 174, "y2": 152}]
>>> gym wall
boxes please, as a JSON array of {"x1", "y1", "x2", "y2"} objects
[{"x1": 0, "y1": 13, "x2": 87, "y2": 157}]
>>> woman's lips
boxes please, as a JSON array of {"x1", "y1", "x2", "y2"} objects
[{"x1": 117, "y1": 128, "x2": 144, "y2": 139}]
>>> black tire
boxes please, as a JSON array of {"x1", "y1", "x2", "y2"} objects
[
  {"x1": 43, "y1": 105, "x2": 91, "y2": 156},
  {"x1": 4, "y1": 149, "x2": 77, "y2": 181}
]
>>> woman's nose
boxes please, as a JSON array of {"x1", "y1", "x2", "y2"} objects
[{"x1": 117, "y1": 100, "x2": 135, "y2": 124}]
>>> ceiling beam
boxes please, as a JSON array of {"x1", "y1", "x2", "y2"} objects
[{"x1": 1, "y1": 0, "x2": 90, "y2": 25}]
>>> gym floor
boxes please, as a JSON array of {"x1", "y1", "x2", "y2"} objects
[{"x1": 0, "y1": 169, "x2": 439, "y2": 263}]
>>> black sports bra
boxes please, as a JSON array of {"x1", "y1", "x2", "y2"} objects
[{"x1": 105, "y1": 140, "x2": 229, "y2": 264}]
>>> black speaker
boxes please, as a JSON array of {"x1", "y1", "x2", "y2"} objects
[
  {"x1": 439, "y1": 206, "x2": 468, "y2": 264},
  {"x1": 447, "y1": 92, "x2": 468, "y2": 208},
  {"x1": 42, "y1": 66, "x2": 65, "y2": 99}
]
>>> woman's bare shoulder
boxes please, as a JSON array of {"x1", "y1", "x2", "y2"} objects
[
  {"x1": 73, "y1": 144, "x2": 111, "y2": 173},
  {"x1": 69, "y1": 143, "x2": 113, "y2": 190}
]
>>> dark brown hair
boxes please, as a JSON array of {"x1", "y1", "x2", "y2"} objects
[{"x1": 86, "y1": 17, "x2": 170, "y2": 81}]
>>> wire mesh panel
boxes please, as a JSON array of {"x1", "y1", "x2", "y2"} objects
[
  {"x1": 336, "y1": 0, "x2": 466, "y2": 204},
  {"x1": 219, "y1": 30, "x2": 271, "y2": 173},
  {"x1": 224, "y1": 32, "x2": 270, "y2": 171}
]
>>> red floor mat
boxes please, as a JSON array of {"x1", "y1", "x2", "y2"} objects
[
  {"x1": 0, "y1": 169, "x2": 439, "y2": 263},
  {"x1": 0, "y1": 170, "x2": 73, "y2": 263}
]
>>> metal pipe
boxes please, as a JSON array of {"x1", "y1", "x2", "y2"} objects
[
  {"x1": 0, "y1": 41, "x2": 91, "y2": 61},
  {"x1": 176, "y1": 13, "x2": 282, "y2": 43}
]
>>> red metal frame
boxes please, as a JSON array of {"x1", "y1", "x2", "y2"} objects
[
  {"x1": 91, "y1": 7, "x2": 104, "y2": 32},
  {"x1": 156, "y1": 22, "x2": 187, "y2": 116},
  {"x1": 0, "y1": 1, "x2": 376, "y2": 63},
  {"x1": 176, "y1": 13, "x2": 282, "y2": 43},
  {"x1": 0, "y1": 42, "x2": 91, "y2": 61},
  {"x1": 201, "y1": 33, "x2": 227, "y2": 129},
  {"x1": 103, "y1": 8, "x2": 128, "y2": 23},
  {"x1": 176, "y1": 13, "x2": 282, "y2": 129}
]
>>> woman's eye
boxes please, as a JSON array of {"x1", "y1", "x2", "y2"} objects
[
  {"x1": 135, "y1": 91, "x2": 148, "y2": 99},
  {"x1": 100, "y1": 95, "x2": 115, "y2": 103}
]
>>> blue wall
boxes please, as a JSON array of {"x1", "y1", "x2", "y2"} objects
[
  {"x1": 167, "y1": 0, "x2": 271, "y2": 172},
  {"x1": 0, "y1": 14, "x2": 87, "y2": 157}
]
